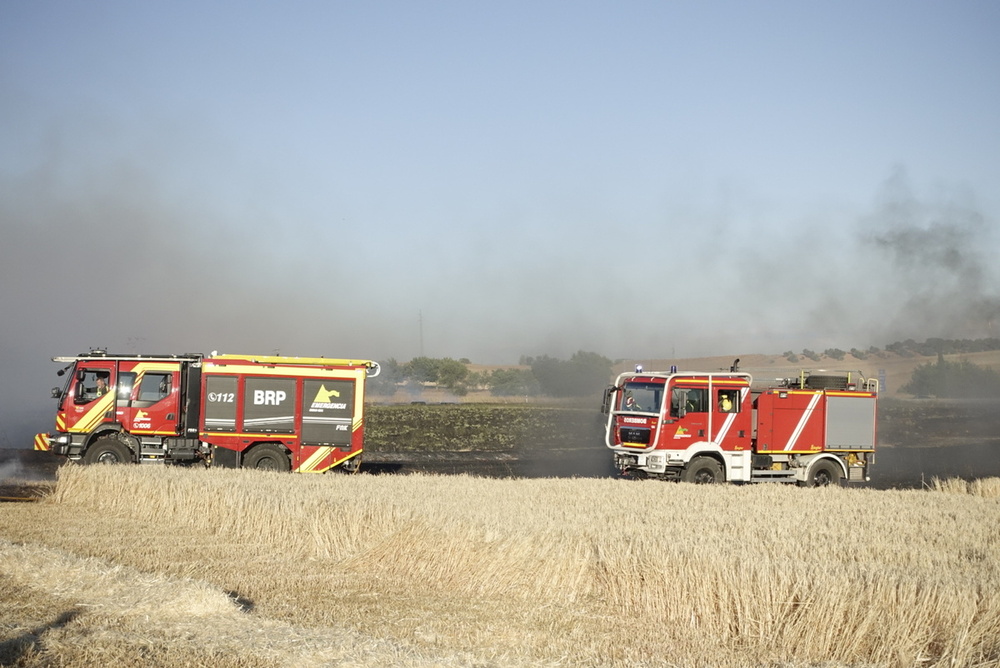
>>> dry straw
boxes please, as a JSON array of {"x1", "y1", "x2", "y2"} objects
[{"x1": 3, "y1": 465, "x2": 998, "y2": 666}]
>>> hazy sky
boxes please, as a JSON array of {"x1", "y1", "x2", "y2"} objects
[{"x1": 2, "y1": 1, "x2": 1000, "y2": 439}]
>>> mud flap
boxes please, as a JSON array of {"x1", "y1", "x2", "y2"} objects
[{"x1": 211, "y1": 445, "x2": 240, "y2": 468}]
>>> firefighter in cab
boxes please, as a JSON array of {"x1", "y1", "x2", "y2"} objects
[{"x1": 625, "y1": 392, "x2": 641, "y2": 411}]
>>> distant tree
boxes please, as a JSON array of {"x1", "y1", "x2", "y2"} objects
[
  {"x1": 874, "y1": 338, "x2": 1000, "y2": 359},
  {"x1": 824, "y1": 348, "x2": 846, "y2": 361},
  {"x1": 921, "y1": 338, "x2": 949, "y2": 356},
  {"x1": 784, "y1": 351, "x2": 799, "y2": 363},
  {"x1": 392, "y1": 357, "x2": 475, "y2": 395},
  {"x1": 529, "y1": 350, "x2": 612, "y2": 397},
  {"x1": 901, "y1": 354, "x2": 1000, "y2": 398},
  {"x1": 801, "y1": 349, "x2": 821, "y2": 362},
  {"x1": 402, "y1": 357, "x2": 440, "y2": 383},
  {"x1": 849, "y1": 348, "x2": 868, "y2": 360},
  {"x1": 885, "y1": 340, "x2": 918, "y2": 357},
  {"x1": 435, "y1": 358, "x2": 471, "y2": 395},
  {"x1": 973, "y1": 338, "x2": 1000, "y2": 353},
  {"x1": 487, "y1": 368, "x2": 541, "y2": 397},
  {"x1": 529, "y1": 355, "x2": 568, "y2": 396},
  {"x1": 465, "y1": 370, "x2": 486, "y2": 391}
]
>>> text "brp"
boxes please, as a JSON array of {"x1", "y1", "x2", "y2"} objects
[{"x1": 253, "y1": 390, "x2": 286, "y2": 405}]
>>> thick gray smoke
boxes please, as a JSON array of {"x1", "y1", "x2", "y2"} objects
[
  {"x1": 2, "y1": 151, "x2": 998, "y2": 452},
  {"x1": 0, "y1": 154, "x2": 401, "y2": 448},
  {"x1": 862, "y1": 167, "x2": 1000, "y2": 341}
]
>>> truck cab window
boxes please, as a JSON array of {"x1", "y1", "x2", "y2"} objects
[
  {"x1": 117, "y1": 372, "x2": 136, "y2": 401},
  {"x1": 717, "y1": 389, "x2": 739, "y2": 413},
  {"x1": 619, "y1": 382, "x2": 663, "y2": 412},
  {"x1": 671, "y1": 387, "x2": 708, "y2": 416},
  {"x1": 76, "y1": 370, "x2": 112, "y2": 403},
  {"x1": 137, "y1": 373, "x2": 171, "y2": 403}
]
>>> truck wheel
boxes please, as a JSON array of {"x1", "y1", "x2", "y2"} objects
[
  {"x1": 83, "y1": 436, "x2": 133, "y2": 465},
  {"x1": 682, "y1": 457, "x2": 724, "y2": 484},
  {"x1": 243, "y1": 444, "x2": 291, "y2": 472},
  {"x1": 805, "y1": 460, "x2": 842, "y2": 487}
]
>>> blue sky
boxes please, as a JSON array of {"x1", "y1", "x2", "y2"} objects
[{"x1": 2, "y1": 0, "x2": 999, "y2": 403}]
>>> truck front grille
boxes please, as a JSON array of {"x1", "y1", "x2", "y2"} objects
[{"x1": 619, "y1": 427, "x2": 651, "y2": 446}]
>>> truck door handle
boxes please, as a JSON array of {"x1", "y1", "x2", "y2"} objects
[{"x1": 167, "y1": 413, "x2": 175, "y2": 420}]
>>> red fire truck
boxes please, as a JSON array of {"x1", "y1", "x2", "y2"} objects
[
  {"x1": 34, "y1": 351, "x2": 380, "y2": 473},
  {"x1": 603, "y1": 363, "x2": 878, "y2": 485}
]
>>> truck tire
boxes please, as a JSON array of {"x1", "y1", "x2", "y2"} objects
[
  {"x1": 243, "y1": 444, "x2": 291, "y2": 472},
  {"x1": 682, "y1": 456, "x2": 724, "y2": 484},
  {"x1": 803, "y1": 460, "x2": 842, "y2": 487},
  {"x1": 83, "y1": 436, "x2": 133, "y2": 465}
]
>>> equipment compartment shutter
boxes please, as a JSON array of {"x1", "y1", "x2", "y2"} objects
[
  {"x1": 301, "y1": 379, "x2": 354, "y2": 446},
  {"x1": 243, "y1": 377, "x2": 297, "y2": 434},
  {"x1": 826, "y1": 395, "x2": 876, "y2": 449},
  {"x1": 204, "y1": 376, "x2": 238, "y2": 432}
]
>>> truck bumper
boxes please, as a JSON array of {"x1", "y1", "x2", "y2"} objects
[
  {"x1": 614, "y1": 450, "x2": 675, "y2": 477},
  {"x1": 41, "y1": 433, "x2": 80, "y2": 458}
]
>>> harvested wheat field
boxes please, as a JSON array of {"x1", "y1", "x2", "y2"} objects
[{"x1": 2, "y1": 466, "x2": 999, "y2": 667}]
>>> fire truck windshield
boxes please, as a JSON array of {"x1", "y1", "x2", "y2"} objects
[{"x1": 620, "y1": 381, "x2": 664, "y2": 413}]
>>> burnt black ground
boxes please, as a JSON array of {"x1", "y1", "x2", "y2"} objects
[
  {"x1": 364, "y1": 441, "x2": 1000, "y2": 489},
  {"x1": 868, "y1": 442, "x2": 1000, "y2": 489},
  {"x1": 3, "y1": 399, "x2": 999, "y2": 494}
]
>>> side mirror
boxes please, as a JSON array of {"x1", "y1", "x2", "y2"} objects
[
  {"x1": 76, "y1": 369, "x2": 86, "y2": 381},
  {"x1": 600, "y1": 386, "x2": 616, "y2": 414},
  {"x1": 51, "y1": 387, "x2": 62, "y2": 399}
]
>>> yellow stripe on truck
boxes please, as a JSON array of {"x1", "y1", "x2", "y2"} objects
[
  {"x1": 297, "y1": 446, "x2": 333, "y2": 473},
  {"x1": 69, "y1": 394, "x2": 115, "y2": 433},
  {"x1": 34, "y1": 434, "x2": 50, "y2": 451}
]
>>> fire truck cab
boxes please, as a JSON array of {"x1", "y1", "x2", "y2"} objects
[
  {"x1": 603, "y1": 365, "x2": 878, "y2": 485},
  {"x1": 36, "y1": 351, "x2": 380, "y2": 473}
]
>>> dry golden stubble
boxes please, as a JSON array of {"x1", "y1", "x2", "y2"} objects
[{"x1": 1, "y1": 465, "x2": 998, "y2": 666}]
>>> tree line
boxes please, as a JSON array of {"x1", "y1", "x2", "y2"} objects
[
  {"x1": 368, "y1": 351, "x2": 613, "y2": 398},
  {"x1": 901, "y1": 354, "x2": 1000, "y2": 398},
  {"x1": 369, "y1": 338, "x2": 1000, "y2": 399},
  {"x1": 784, "y1": 337, "x2": 1000, "y2": 363}
]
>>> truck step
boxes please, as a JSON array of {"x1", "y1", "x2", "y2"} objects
[{"x1": 750, "y1": 470, "x2": 796, "y2": 483}]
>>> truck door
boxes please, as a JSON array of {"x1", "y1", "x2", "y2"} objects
[
  {"x1": 668, "y1": 383, "x2": 710, "y2": 444},
  {"x1": 711, "y1": 385, "x2": 752, "y2": 451},
  {"x1": 119, "y1": 364, "x2": 182, "y2": 436},
  {"x1": 62, "y1": 363, "x2": 117, "y2": 433}
]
